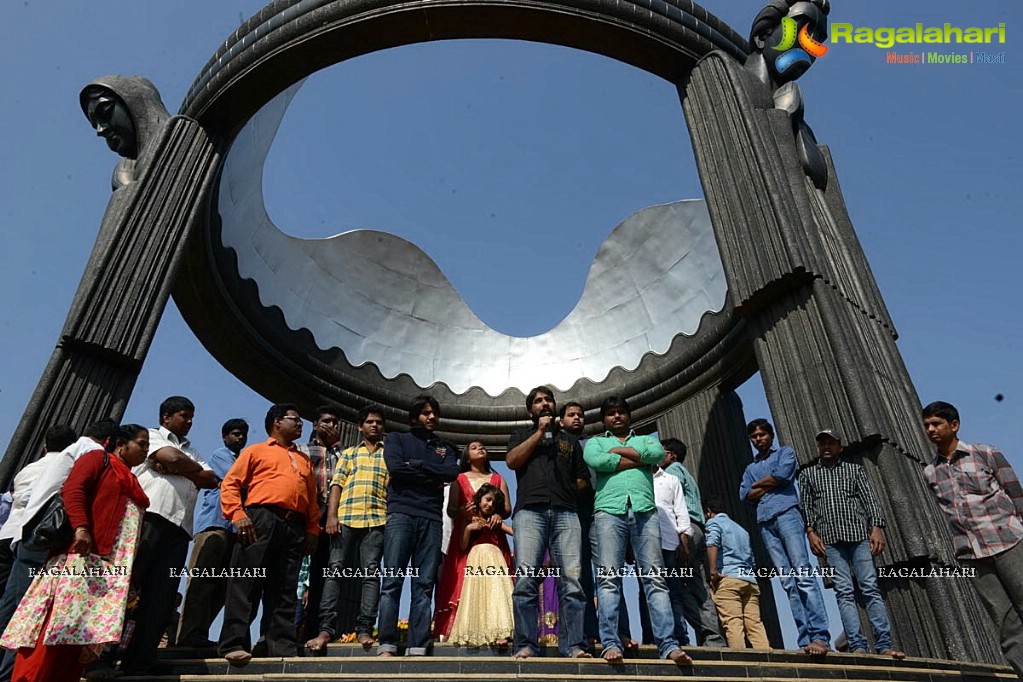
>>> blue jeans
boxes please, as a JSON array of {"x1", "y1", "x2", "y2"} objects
[
  {"x1": 592, "y1": 508, "x2": 682, "y2": 659},
  {"x1": 319, "y1": 525, "x2": 384, "y2": 637},
  {"x1": 826, "y1": 541, "x2": 892, "y2": 652},
  {"x1": 512, "y1": 506, "x2": 587, "y2": 656},
  {"x1": 377, "y1": 513, "x2": 440, "y2": 655},
  {"x1": 759, "y1": 506, "x2": 830, "y2": 647},
  {"x1": 638, "y1": 549, "x2": 689, "y2": 645}
]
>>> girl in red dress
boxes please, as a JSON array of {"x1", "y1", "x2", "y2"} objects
[
  {"x1": 447, "y1": 484, "x2": 514, "y2": 646},
  {"x1": 433, "y1": 441, "x2": 511, "y2": 644}
]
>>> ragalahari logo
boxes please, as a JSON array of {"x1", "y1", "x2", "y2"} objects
[{"x1": 772, "y1": 15, "x2": 830, "y2": 74}]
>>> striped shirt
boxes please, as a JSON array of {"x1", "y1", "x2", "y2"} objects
[
  {"x1": 798, "y1": 458, "x2": 885, "y2": 546},
  {"x1": 331, "y1": 440, "x2": 388, "y2": 528},
  {"x1": 924, "y1": 441, "x2": 1023, "y2": 560}
]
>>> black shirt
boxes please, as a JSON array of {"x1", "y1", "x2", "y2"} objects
[{"x1": 507, "y1": 425, "x2": 588, "y2": 514}]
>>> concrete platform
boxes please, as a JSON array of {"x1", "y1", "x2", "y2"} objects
[{"x1": 113, "y1": 644, "x2": 1016, "y2": 682}]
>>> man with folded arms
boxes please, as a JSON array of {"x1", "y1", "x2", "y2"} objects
[
  {"x1": 584, "y1": 396, "x2": 691, "y2": 665},
  {"x1": 377, "y1": 395, "x2": 459, "y2": 657},
  {"x1": 121, "y1": 396, "x2": 217, "y2": 676},
  {"x1": 740, "y1": 418, "x2": 830, "y2": 655}
]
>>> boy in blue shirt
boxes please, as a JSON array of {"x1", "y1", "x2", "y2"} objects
[{"x1": 704, "y1": 496, "x2": 770, "y2": 649}]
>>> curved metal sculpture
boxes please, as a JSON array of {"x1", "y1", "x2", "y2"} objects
[
  {"x1": 219, "y1": 85, "x2": 727, "y2": 396},
  {"x1": 172, "y1": 0, "x2": 752, "y2": 435}
]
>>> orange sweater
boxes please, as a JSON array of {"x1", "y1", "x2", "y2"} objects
[{"x1": 221, "y1": 438, "x2": 320, "y2": 536}]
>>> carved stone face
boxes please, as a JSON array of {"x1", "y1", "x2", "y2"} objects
[{"x1": 85, "y1": 92, "x2": 138, "y2": 158}]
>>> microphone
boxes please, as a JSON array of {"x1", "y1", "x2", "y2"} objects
[{"x1": 543, "y1": 414, "x2": 560, "y2": 440}]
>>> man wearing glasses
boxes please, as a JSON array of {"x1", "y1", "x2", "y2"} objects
[{"x1": 219, "y1": 404, "x2": 321, "y2": 666}]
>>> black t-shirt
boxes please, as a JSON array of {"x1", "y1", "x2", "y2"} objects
[{"x1": 507, "y1": 425, "x2": 588, "y2": 514}]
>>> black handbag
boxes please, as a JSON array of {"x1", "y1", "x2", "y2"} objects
[
  {"x1": 22, "y1": 452, "x2": 109, "y2": 552},
  {"x1": 21, "y1": 494, "x2": 73, "y2": 552}
]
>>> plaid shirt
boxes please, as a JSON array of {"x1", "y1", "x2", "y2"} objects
[
  {"x1": 924, "y1": 440, "x2": 1023, "y2": 560},
  {"x1": 331, "y1": 440, "x2": 388, "y2": 528},
  {"x1": 299, "y1": 442, "x2": 342, "y2": 507},
  {"x1": 799, "y1": 459, "x2": 885, "y2": 546}
]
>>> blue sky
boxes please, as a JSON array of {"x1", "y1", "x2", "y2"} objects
[{"x1": 1, "y1": 0, "x2": 1020, "y2": 649}]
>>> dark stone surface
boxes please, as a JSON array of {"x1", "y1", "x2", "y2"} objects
[
  {"x1": 682, "y1": 49, "x2": 1001, "y2": 664},
  {"x1": 0, "y1": 87, "x2": 219, "y2": 488}
]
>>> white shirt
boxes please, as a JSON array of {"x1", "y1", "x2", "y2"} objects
[
  {"x1": 133, "y1": 427, "x2": 211, "y2": 537},
  {"x1": 653, "y1": 467, "x2": 691, "y2": 551},
  {"x1": 441, "y1": 482, "x2": 453, "y2": 553},
  {"x1": 17, "y1": 437, "x2": 106, "y2": 545},
  {"x1": 0, "y1": 452, "x2": 65, "y2": 546}
]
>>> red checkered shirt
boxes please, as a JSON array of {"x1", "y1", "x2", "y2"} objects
[{"x1": 924, "y1": 440, "x2": 1023, "y2": 560}]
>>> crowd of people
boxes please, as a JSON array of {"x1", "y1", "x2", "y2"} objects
[{"x1": 0, "y1": 390, "x2": 1019, "y2": 680}]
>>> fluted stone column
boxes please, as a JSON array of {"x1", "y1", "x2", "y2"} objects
[
  {"x1": 1, "y1": 114, "x2": 220, "y2": 486},
  {"x1": 681, "y1": 51, "x2": 1001, "y2": 662},
  {"x1": 658, "y1": 386, "x2": 784, "y2": 647}
]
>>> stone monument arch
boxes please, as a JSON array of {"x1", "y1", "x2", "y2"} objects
[{"x1": 0, "y1": 0, "x2": 1001, "y2": 665}]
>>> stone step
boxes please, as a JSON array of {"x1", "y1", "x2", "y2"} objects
[{"x1": 117, "y1": 646, "x2": 1014, "y2": 682}]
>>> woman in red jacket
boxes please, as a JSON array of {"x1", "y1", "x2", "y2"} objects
[{"x1": 1, "y1": 424, "x2": 150, "y2": 682}]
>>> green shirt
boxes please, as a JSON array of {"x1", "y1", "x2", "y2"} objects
[
  {"x1": 665, "y1": 461, "x2": 705, "y2": 526},
  {"x1": 584, "y1": 431, "x2": 665, "y2": 514}
]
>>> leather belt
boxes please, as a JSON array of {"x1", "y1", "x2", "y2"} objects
[{"x1": 247, "y1": 504, "x2": 304, "y2": 525}]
